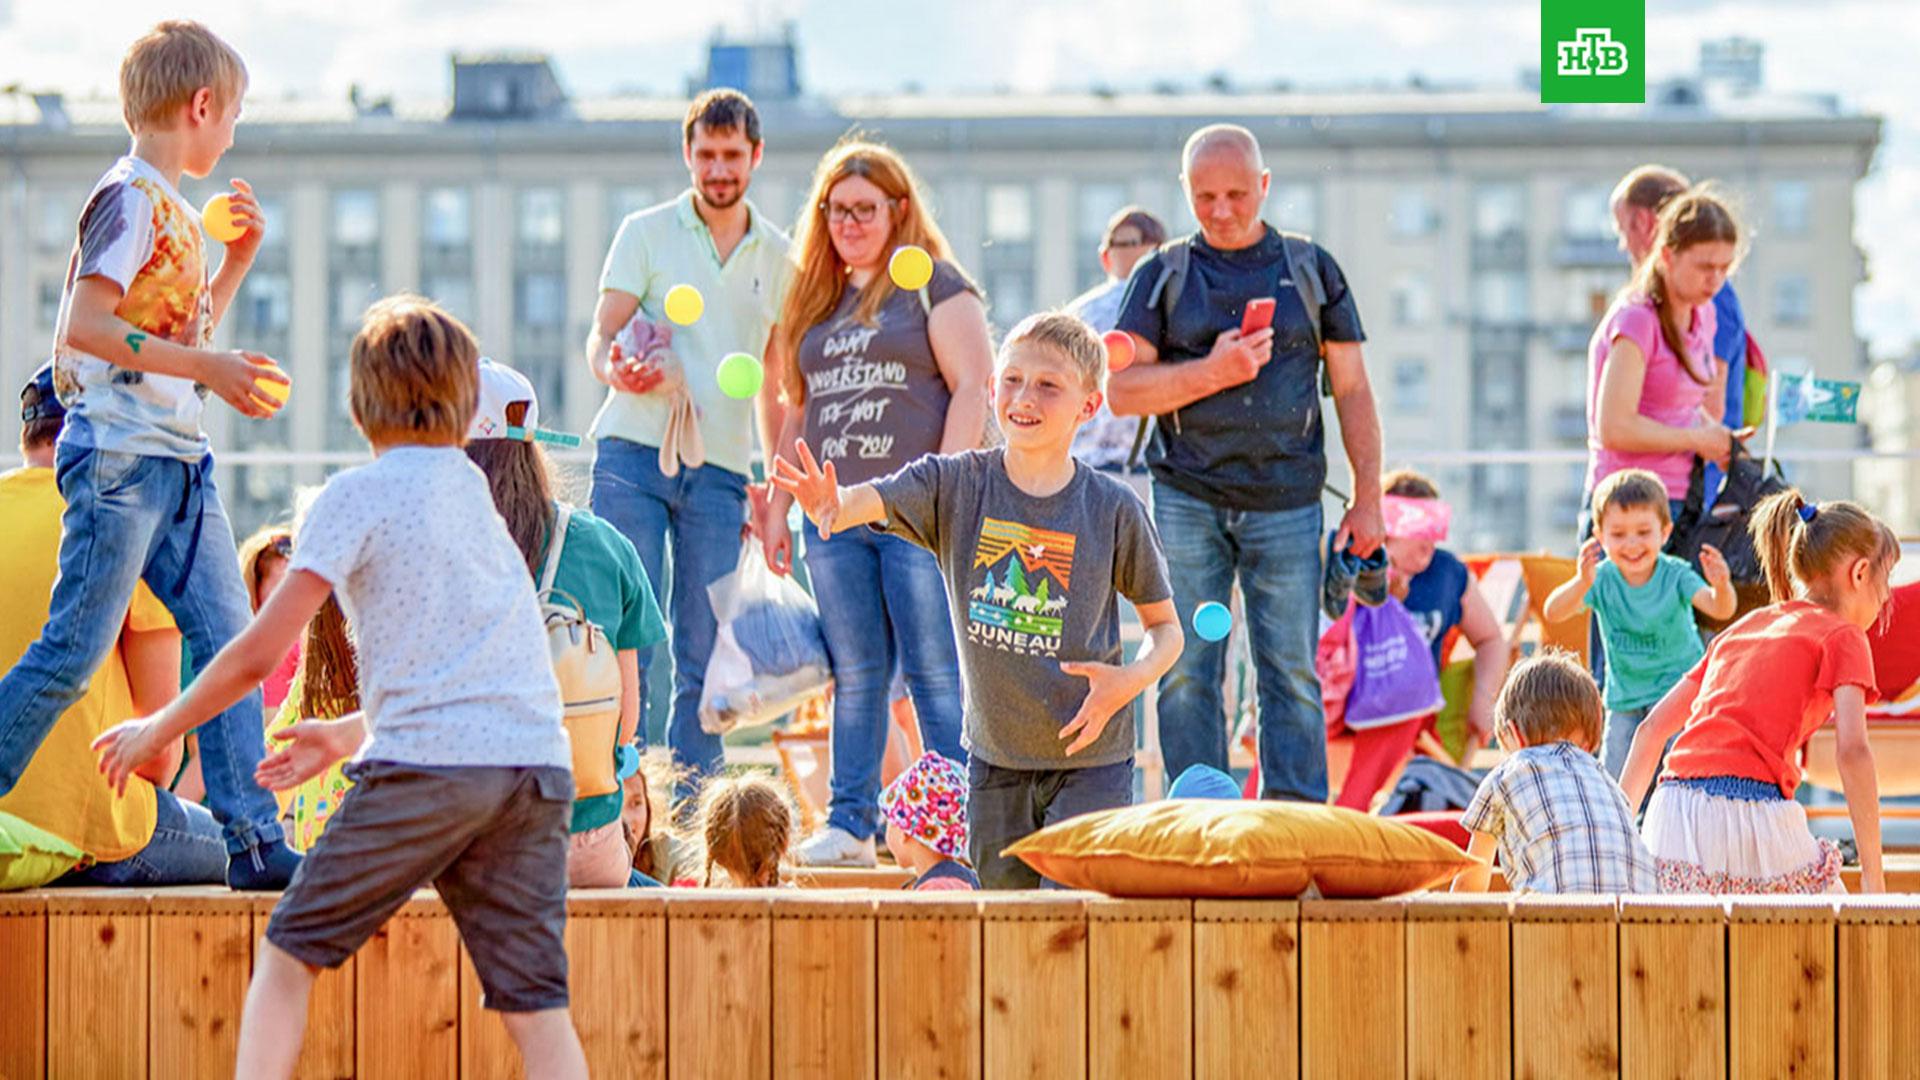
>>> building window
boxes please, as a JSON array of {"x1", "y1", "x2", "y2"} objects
[
  {"x1": 607, "y1": 186, "x2": 656, "y2": 244},
  {"x1": 1076, "y1": 182, "x2": 1130, "y2": 292},
  {"x1": 331, "y1": 189, "x2": 380, "y2": 248},
  {"x1": 1772, "y1": 181, "x2": 1810, "y2": 237},
  {"x1": 986, "y1": 272, "x2": 1032, "y2": 327},
  {"x1": 1392, "y1": 359, "x2": 1430, "y2": 414},
  {"x1": 1390, "y1": 273, "x2": 1434, "y2": 327},
  {"x1": 1473, "y1": 183, "x2": 1525, "y2": 240},
  {"x1": 516, "y1": 273, "x2": 566, "y2": 328},
  {"x1": 1561, "y1": 184, "x2": 1613, "y2": 240},
  {"x1": 986, "y1": 184, "x2": 1034, "y2": 243},
  {"x1": 1473, "y1": 272, "x2": 1529, "y2": 325},
  {"x1": 251, "y1": 195, "x2": 288, "y2": 251},
  {"x1": 38, "y1": 280, "x2": 63, "y2": 329},
  {"x1": 38, "y1": 191, "x2": 83, "y2": 250},
  {"x1": 1269, "y1": 180, "x2": 1317, "y2": 234},
  {"x1": 1390, "y1": 188, "x2": 1437, "y2": 238},
  {"x1": 238, "y1": 272, "x2": 291, "y2": 334},
  {"x1": 1563, "y1": 268, "x2": 1618, "y2": 321},
  {"x1": 518, "y1": 188, "x2": 565, "y2": 248},
  {"x1": 424, "y1": 274, "x2": 475, "y2": 326},
  {"x1": 333, "y1": 275, "x2": 381, "y2": 331},
  {"x1": 1774, "y1": 274, "x2": 1811, "y2": 326},
  {"x1": 424, "y1": 187, "x2": 472, "y2": 248}
]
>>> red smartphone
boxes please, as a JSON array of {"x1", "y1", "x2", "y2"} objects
[{"x1": 1240, "y1": 297, "x2": 1276, "y2": 335}]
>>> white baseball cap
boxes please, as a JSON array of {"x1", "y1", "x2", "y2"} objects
[{"x1": 468, "y1": 357, "x2": 540, "y2": 442}]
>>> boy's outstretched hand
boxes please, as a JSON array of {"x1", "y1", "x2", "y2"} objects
[
  {"x1": 1058, "y1": 660, "x2": 1140, "y2": 757},
  {"x1": 256, "y1": 717, "x2": 362, "y2": 791},
  {"x1": 769, "y1": 438, "x2": 843, "y2": 540},
  {"x1": 1698, "y1": 543, "x2": 1731, "y2": 588},
  {"x1": 92, "y1": 716, "x2": 165, "y2": 796}
]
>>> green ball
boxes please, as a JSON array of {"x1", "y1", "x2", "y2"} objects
[{"x1": 716, "y1": 352, "x2": 764, "y2": 399}]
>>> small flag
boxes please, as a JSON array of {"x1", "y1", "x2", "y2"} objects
[{"x1": 1776, "y1": 372, "x2": 1861, "y2": 425}]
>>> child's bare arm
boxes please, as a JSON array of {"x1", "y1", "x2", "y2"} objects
[
  {"x1": 66, "y1": 277, "x2": 285, "y2": 419},
  {"x1": 1543, "y1": 537, "x2": 1603, "y2": 623},
  {"x1": 769, "y1": 438, "x2": 885, "y2": 538},
  {"x1": 256, "y1": 713, "x2": 366, "y2": 792},
  {"x1": 1691, "y1": 543, "x2": 1738, "y2": 621},
  {"x1": 616, "y1": 648, "x2": 641, "y2": 747},
  {"x1": 1451, "y1": 830, "x2": 1498, "y2": 892},
  {"x1": 121, "y1": 622, "x2": 184, "y2": 785},
  {"x1": 1057, "y1": 598, "x2": 1184, "y2": 757},
  {"x1": 1832, "y1": 685, "x2": 1884, "y2": 892},
  {"x1": 1617, "y1": 671, "x2": 1701, "y2": 810},
  {"x1": 206, "y1": 180, "x2": 266, "y2": 329},
  {"x1": 94, "y1": 570, "x2": 332, "y2": 793}
]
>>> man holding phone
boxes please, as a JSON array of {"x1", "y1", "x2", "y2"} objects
[{"x1": 1109, "y1": 123, "x2": 1383, "y2": 803}]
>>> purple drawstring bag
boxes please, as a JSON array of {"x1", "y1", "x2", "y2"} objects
[{"x1": 1341, "y1": 596, "x2": 1445, "y2": 731}]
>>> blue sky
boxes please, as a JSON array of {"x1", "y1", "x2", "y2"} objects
[{"x1": 4, "y1": 0, "x2": 1915, "y2": 358}]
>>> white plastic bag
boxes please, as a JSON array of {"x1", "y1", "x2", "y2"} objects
[{"x1": 698, "y1": 542, "x2": 832, "y2": 735}]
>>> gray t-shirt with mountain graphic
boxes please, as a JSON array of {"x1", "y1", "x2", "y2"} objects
[{"x1": 872, "y1": 449, "x2": 1172, "y2": 770}]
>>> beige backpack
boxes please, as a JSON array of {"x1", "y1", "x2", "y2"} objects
[{"x1": 538, "y1": 505, "x2": 623, "y2": 799}]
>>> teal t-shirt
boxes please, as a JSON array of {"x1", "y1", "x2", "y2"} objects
[
  {"x1": 536, "y1": 503, "x2": 666, "y2": 833},
  {"x1": 1587, "y1": 554, "x2": 1708, "y2": 712}
]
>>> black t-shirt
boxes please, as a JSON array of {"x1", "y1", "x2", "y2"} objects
[{"x1": 1115, "y1": 226, "x2": 1365, "y2": 512}]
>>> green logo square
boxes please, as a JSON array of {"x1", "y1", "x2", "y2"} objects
[{"x1": 1541, "y1": 0, "x2": 1645, "y2": 103}]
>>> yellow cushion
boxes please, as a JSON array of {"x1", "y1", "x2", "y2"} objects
[{"x1": 1004, "y1": 799, "x2": 1475, "y2": 899}]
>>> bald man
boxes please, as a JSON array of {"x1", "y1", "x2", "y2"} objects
[{"x1": 1108, "y1": 124, "x2": 1382, "y2": 803}]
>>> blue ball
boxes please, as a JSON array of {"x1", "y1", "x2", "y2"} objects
[{"x1": 1192, "y1": 601, "x2": 1232, "y2": 642}]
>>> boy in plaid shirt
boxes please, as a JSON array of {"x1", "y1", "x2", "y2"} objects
[{"x1": 1452, "y1": 651, "x2": 1658, "y2": 894}]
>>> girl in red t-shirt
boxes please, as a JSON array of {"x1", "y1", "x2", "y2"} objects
[{"x1": 1618, "y1": 490, "x2": 1897, "y2": 894}]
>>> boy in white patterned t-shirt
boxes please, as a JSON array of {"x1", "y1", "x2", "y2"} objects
[{"x1": 95, "y1": 296, "x2": 586, "y2": 1080}]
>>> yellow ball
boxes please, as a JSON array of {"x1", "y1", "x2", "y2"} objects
[
  {"x1": 202, "y1": 194, "x2": 246, "y2": 244},
  {"x1": 664, "y1": 284, "x2": 704, "y2": 326},
  {"x1": 254, "y1": 365, "x2": 291, "y2": 409},
  {"x1": 888, "y1": 245, "x2": 934, "y2": 292}
]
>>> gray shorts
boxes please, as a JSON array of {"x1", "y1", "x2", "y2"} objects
[{"x1": 265, "y1": 760, "x2": 574, "y2": 1012}]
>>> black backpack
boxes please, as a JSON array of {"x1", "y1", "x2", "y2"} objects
[
  {"x1": 1126, "y1": 231, "x2": 1328, "y2": 469},
  {"x1": 1665, "y1": 440, "x2": 1790, "y2": 629}
]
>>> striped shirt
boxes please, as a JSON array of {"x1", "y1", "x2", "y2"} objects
[{"x1": 1461, "y1": 742, "x2": 1659, "y2": 894}]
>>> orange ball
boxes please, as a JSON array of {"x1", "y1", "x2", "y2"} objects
[{"x1": 1103, "y1": 330, "x2": 1136, "y2": 372}]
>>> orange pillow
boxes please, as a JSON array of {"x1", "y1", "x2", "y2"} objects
[{"x1": 1004, "y1": 799, "x2": 1475, "y2": 898}]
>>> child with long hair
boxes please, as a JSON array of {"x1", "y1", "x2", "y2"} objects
[
  {"x1": 698, "y1": 773, "x2": 793, "y2": 888},
  {"x1": 1620, "y1": 490, "x2": 1896, "y2": 893},
  {"x1": 239, "y1": 526, "x2": 299, "y2": 710},
  {"x1": 263, "y1": 594, "x2": 358, "y2": 851},
  {"x1": 621, "y1": 753, "x2": 700, "y2": 887},
  {"x1": 466, "y1": 359, "x2": 665, "y2": 889}
]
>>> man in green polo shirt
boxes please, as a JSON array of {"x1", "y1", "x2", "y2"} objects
[{"x1": 585, "y1": 89, "x2": 792, "y2": 791}]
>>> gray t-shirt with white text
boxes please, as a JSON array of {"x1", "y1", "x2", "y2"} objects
[{"x1": 873, "y1": 450, "x2": 1172, "y2": 770}]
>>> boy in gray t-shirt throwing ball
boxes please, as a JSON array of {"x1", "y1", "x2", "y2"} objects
[{"x1": 774, "y1": 312, "x2": 1183, "y2": 888}]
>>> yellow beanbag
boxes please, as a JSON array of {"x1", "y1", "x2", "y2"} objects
[{"x1": 1004, "y1": 799, "x2": 1474, "y2": 899}]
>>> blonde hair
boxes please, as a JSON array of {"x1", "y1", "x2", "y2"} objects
[
  {"x1": 774, "y1": 138, "x2": 966, "y2": 406},
  {"x1": 1591, "y1": 468, "x2": 1672, "y2": 528},
  {"x1": 698, "y1": 774, "x2": 793, "y2": 888},
  {"x1": 295, "y1": 595, "x2": 360, "y2": 722},
  {"x1": 119, "y1": 20, "x2": 248, "y2": 133},
  {"x1": 1002, "y1": 311, "x2": 1107, "y2": 393},
  {"x1": 1620, "y1": 186, "x2": 1740, "y2": 386},
  {"x1": 1494, "y1": 651, "x2": 1604, "y2": 752},
  {"x1": 237, "y1": 524, "x2": 292, "y2": 611},
  {"x1": 1750, "y1": 490, "x2": 1899, "y2": 606},
  {"x1": 347, "y1": 295, "x2": 481, "y2": 446}
]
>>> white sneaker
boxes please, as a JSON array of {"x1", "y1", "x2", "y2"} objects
[{"x1": 793, "y1": 826, "x2": 876, "y2": 868}]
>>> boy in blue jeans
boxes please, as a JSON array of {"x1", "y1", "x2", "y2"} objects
[
  {"x1": 0, "y1": 20, "x2": 298, "y2": 887},
  {"x1": 774, "y1": 312, "x2": 1184, "y2": 888}
]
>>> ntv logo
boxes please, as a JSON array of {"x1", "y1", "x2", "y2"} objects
[{"x1": 1556, "y1": 28, "x2": 1630, "y2": 76}]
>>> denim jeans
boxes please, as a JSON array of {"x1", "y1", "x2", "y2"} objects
[
  {"x1": 590, "y1": 438, "x2": 747, "y2": 798},
  {"x1": 804, "y1": 526, "x2": 965, "y2": 840},
  {"x1": 0, "y1": 442, "x2": 282, "y2": 853},
  {"x1": 1601, "y1": 707, "x2": 1648, "y2": 780},
  {"x1": 63, "y1": 788, "x2": 227, "y2": 885},
  {"x1": 1152, "y1": 483, "x2": 1327, "y2": 803},
  {"x1": 969, "y1": 757, "x2": 1133, "y2": 889}
]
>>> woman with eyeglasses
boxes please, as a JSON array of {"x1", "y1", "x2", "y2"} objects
[{"x1": 757, "y1": 138, "x2": 992, "y2": 868}]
